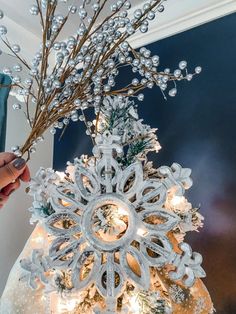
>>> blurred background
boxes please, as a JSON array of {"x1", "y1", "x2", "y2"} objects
[{"x1": 54, "y1": 13, "x2": 236, "y2": 313}]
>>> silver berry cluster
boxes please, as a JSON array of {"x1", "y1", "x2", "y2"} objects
[{"x1": 0, "y1": 0, "x2": 201, "y2": 157}]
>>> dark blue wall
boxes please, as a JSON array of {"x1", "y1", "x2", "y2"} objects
[{"x1": 54, "y1": 14, "x2": 236, "y2": 312}]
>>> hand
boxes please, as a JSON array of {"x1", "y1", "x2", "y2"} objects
[{"x1": 0, "y1": 152, "x2": 30, "y2": 209}]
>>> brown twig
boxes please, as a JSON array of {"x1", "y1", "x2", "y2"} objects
[{"x1": 2, "y1": 0, "x2": 176, "y2": 158}]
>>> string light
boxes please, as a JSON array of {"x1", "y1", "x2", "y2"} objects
[
  {"x1": 56, "y1": 171, "x2": 65, "y2": 181},
  {"x1": 129, "y1": 295, "x2": 140, "y2": 314},
  {"x1": 137, "y1": 228, "x2": 147, "y2": 237},
  {"x1": 57, "y1": 297, "x2": 77, "y2": 313},
  {"x1": 170, "y1": 195, "x2": 185, "y2": 207},
  {"x1": 31, "y1": 230, "x2": 45, "y2": 247},
  {"x1": 117, "y1": 207, "x2": 128, "y2": 216}
]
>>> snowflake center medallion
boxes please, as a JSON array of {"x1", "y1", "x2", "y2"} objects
[{"x1": 81, "y1": 194, "x2": 137, "y2": 252}]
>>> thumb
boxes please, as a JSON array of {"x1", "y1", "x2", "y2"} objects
[{"x1": 0, "y1": 158, "x2": 26, "y2": 190}]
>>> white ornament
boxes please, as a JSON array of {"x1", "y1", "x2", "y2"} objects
[
  {"x1": 20, "y1": 249, "x2": 51, "y2": 289},
  {"x1": 21, "y1": 132, "x2": 206, "y2": 313}
]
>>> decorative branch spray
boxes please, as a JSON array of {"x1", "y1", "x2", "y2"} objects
[{"x1": 0, "y1": 0, "x2": 201, "y2": 159}]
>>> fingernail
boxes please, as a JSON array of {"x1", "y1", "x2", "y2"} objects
[
  {"x1": 13, "y1": 158, "x2": 26, "y2": 170},
  {"x1": 8, "y1": 189, "x2": 15, "y2": 196}
]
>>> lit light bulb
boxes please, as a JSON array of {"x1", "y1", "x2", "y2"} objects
[
  {"x1": 137, "y1": 228, "x2": 147, "y2": 237},
  {"x1": 41, "y1": 295, "x2": 46, "y2": 301},
  {"x1": 129, "y1": 295, "x2": 140, "y2": 314},
  {"x1": 31, "y1": 231, "x2": 45, "y2": 246},
  {"x1": 34, "y1": 235, "x2": 44, "y2": 244},
  {"x1": 170, "y1": 195, "x2": 184, "y2": 206},
  {"x1": 58, "y1": 297, "x2": 77, "y2": 312},
  {"x1": 56, "y1": 171, "x2": 65, "y2": 181},
  {"x1": 61, "y1": 199, "x2": 71, "y2": 206},
  {"x1": 66, "y1": 299, "x2": 77, "y2": 311},
  {"x1": 117, "y1": 207, "x2": 127, "y2": 216}
]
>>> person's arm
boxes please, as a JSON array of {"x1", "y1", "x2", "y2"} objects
[{"x1": 0, "y1": 152, "x2": 30, "y2": 208}]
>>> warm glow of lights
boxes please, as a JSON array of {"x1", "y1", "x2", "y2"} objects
[
  {"x1": 137, "y1": 228, "x2": 147, "y2": 236},
  {"x1": 66, "y1": 299, "x2": 77, "y2": 311},
  {"x1": 41, "y1": 295, "x2": 46, "y2": 301},
  {"x1": 57, "y1": 298, "x2": 77, "y2": 312},
  {"x1": 56, "y1": 171, "x2": 65, "y2": 181},
  {"x1": 92, "y1": 118, "x2": 105, "y2": 129},
  {"x1": 61, "y1": 199, "x2": 71, "y2": 206},
  {"x1": 34, "y1": 235, "x2": 44, "y2": 244},
  {"x1": 31, "y1": 231, "x2": 45, "y2": 246},
  {"x1": 82, "y1": 155, "x2": 89, "y2": 163},
  {"x1": 117, "y1": 207, "x2": 128, "y2": 216},
  {"x1": 129, "y1": 295, "x2": 140, "y2": 314},
  {"x1": 170, "y1": 195, "x2": 185, "y2": 206}
]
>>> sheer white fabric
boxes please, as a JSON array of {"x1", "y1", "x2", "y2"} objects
[
  {"x1": 0, "y1": 225, "x2": 48, "y2": 314},
  {"x1": 0, "y1": 226, "x2": 214, "y2": 314}
]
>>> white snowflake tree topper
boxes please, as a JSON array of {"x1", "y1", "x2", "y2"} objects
[{"x1": 22, "y1": 129, "x2": 206, "y2": 313}]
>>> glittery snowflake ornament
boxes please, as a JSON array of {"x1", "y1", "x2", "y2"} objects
[{"x1": 21, "y1": 129, "x2": 211, "y2": 313}]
